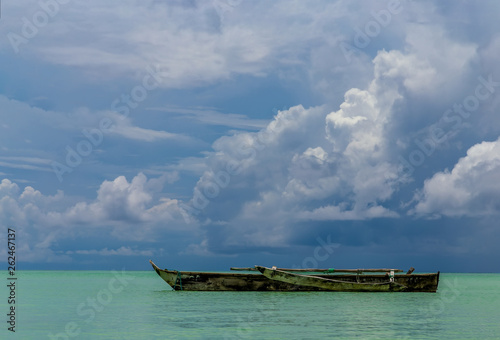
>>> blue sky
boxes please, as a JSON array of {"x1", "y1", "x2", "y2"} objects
[{"x1": 1, "y1": 0, "x2": 500, "y2": 271}]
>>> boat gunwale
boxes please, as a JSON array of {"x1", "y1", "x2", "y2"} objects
[
  {"x1": 149, "y1": 260, "x2": 440, "y2": 277},
  {"x1": 150, "y1": 260, "x2": 438, "y2": 277}
]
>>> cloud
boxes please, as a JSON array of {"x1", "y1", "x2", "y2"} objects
[
  {"x1": 106, "y1": 111, "x2": 191, "y2": 142},
  {"x1": 1, "y1": 0, "x2": 270, "y2": 85},
  {"x1": 0, "y1": 156, "x2": 54, "y2": 172},
  {"x1": 147, "y1": 106, "x2": 269, "y2": 130},
  {"x1": 0, "y1": 173, "x2": 194, "y2": 263},
  {"x1": 411, "y1": 137, "x2": 500, "y2": 217},
  {"x1": 0, "y1": 95, "x2": 193, "y2": 191},
  {"x1": 0, "y1": 95, "x2": 190, "y2": 158},
  {"x1": 181, "y1": 239, "x2": 237, "y2": 257},
  {"x1": 401, "y1": 24, "x2": 477, "y2": 93},
  {"x1": 66, "y1": 246, "x2": 153, "y2": 256},
  {"x1": 298, "y1": 203, "x2": 399, "y2": 221},
  {"x1": 0, "y1": 1, "x2": 359, "y2": 90},
  {"x1": 175, "y1": 23, "x2": 488, "y2": 254},
  {"x1": 63, "y1": 173, "x2": 189, "y2": 228},
  {"x1": 2, "y1": 1, "x2": 500, "y2": 270},
  {"x1": 0, "y1": 179, "x2": 20, "y2": 197}
]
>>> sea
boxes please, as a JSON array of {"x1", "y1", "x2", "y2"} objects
[{"x1": 1, "y1": 271, "x2": 499, "y2": 339}]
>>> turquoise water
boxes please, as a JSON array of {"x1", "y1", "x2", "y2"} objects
[{"x1": 1, "y1": 272, "x2": 499, "y2": 339}]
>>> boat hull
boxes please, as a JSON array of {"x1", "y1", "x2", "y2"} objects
[{"x1": 150, "y1": 261, "x2": 439, "y2": 292}]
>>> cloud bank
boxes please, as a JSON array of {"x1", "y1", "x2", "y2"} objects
[{"x1": 1, "y1": 0, "x2": 500, "y2": 270}]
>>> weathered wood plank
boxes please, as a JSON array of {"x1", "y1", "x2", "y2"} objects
[
  {"x1": 255, "y1": 266, "x2": 407, "y2": 292},
  {"x1": 230, "y1": 267, "x2": 404, "y2": 273}
]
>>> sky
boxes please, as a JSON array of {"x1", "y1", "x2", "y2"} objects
[{"x1": 0, "y1": 0, "x2": 499, "y2": 272}]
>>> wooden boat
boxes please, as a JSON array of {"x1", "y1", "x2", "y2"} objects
[{"x1": 149, "y1": 260, "x2": 439, "y2": 292}]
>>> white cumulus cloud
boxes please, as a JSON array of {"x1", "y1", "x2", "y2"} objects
[{"x1": 412, "y1": 137, "x2": 500, "y2": 217}]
